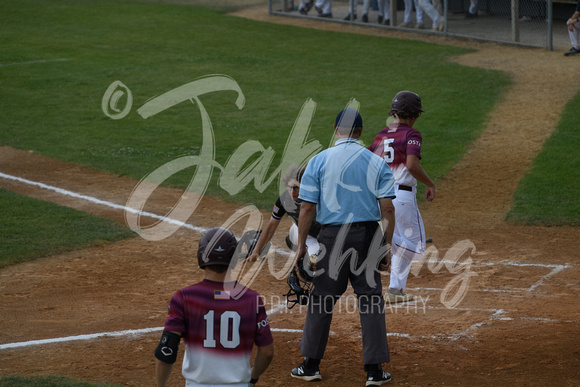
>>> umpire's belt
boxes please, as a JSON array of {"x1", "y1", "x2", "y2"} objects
[
  {"x1": 397, "y1": 184, "x2": 413, "y2": 192},
  {"x1": 321, "y1": 221, "x2": 378, "y2": 230}
]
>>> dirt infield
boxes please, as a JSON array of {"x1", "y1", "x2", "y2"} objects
[{"x1": 1, "y1": 6, "x2": 580, "y2": 387}]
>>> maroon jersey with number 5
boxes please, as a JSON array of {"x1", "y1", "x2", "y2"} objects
[{"x1": 368, "y1": 123, "x2": 422, "y2": 187}]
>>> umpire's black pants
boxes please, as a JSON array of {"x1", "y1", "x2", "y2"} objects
[{"x1": 299, "y1": 221, "x2": 390, "y2": 365}]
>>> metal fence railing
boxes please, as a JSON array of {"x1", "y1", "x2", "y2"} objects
[{"x1": 268, "y1": 0, "x2": 575, "y2": 50}]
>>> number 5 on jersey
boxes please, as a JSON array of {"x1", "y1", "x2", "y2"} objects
[{"x1": 383, "y1": 138, "x2": 395, "y2": 163}]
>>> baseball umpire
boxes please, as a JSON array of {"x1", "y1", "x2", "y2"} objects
[
  {"x1": 154, "y1": 227, "x2": 274, "y2": 387},
  {"x1": 368, "y1": 90, "x2": 436, "y2": 303},
  {"x1": 291, "y1": 108, "x2": 396, "y2": 386}
]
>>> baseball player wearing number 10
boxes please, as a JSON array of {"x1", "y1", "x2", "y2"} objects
[
  {"x1": 154, "y1": 227, "x2": 274, "y2": 387},
  {"x1": 368, "y1": 91, "x2": 436, "y2": 303}
]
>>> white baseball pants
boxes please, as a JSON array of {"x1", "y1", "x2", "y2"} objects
[{"x1": 389, "y1": 187, "x2": 426, "y2": 291}]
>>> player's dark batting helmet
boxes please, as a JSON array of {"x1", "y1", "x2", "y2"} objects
[
  {"x1": 197, "y1": 227, "x2": 238, "y2": 268},
  {"x1": 391, "y1": 91, "x2": 424, "y2": 114}
]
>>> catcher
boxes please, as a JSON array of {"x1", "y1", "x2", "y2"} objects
[{"x1": 244, "y1": 164, "x2": 321, "y2": 263}]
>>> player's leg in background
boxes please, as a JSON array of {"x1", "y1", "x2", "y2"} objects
[
  {"x1": 413, "y1": 0, "x2": 424, "y2": 27},
  {"x1": 361, "y1": 0, "x2": 371, "y2": 21},
  {"x1": 318, "y1": 0, "x2": 331, "y2": 15},
  {"x1": 298, "y1": 0, "x2": 314, "y2": 13},
  {"x1": 383, "y1": 0, "x2": 390, "y2": 23},
  {"x1": 570, "y1": 21, "x2": 580, "y2": 49},
  {"x1": 377, "y1": 0, "x2": 388, "y2": 23},
  {"x1": 468, "y1": 0, "x2": 478, "y2": 15},
  {"x1": 418, "y1": 0, "x2": 442, "y2": 29},
  {"x1": 387, "y1": 190, "x2": 426, "y2": 301},
  {"x1": 402, "y1": 0, "x2": 414, "y2": 25},
  {"x1": 433, "y1": 0, "x2": 442, "y2": 14}
]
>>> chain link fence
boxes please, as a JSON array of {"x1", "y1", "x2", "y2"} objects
[{"x1": 268, "y1": 0, "x2": 575, "y2": 50}]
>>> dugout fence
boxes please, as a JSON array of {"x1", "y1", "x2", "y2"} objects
[{"x1": 268, "y1": 0, "x2": 575, "y2": 50}]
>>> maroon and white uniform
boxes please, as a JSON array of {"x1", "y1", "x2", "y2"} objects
[
  {"x1": 163, "y1": 279, "x2": 273, "y2": 386},
  {"x1": 368, "y1": 122, "x2": 422, "y2": 186},
  {"x1": 369, "y1": 123, "x2": 426, "y2": 291}
]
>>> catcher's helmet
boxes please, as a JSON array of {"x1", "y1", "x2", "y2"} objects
[
  {"x1": 197, "y1": 227, "x2": 238, "y2": 268},
  {"x1": 391, "y1": 91, "x2": 424, "y2": 115},
  {"x1": 284, "y1": 256, "x2": 315, "y2": 309}
]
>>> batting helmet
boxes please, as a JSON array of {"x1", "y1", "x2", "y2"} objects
[
  {"x1": 391, "y1": 91, "x2": 424, "y2": 115},
  {"x1": 197, "y1": 227, "x2": 238, "y2": 268}
]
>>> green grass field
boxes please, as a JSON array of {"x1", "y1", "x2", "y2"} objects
[
  {"x1": 0, "y1": 188, "x2": 134, "y2": 268},
  {"x1": 507, "y1": 92, "x2": 580, "y2": 226}
]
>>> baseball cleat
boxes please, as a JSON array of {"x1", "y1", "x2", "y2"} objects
[
  {"x1": 564, "y1": 47, "x2": 580, "y2": 56},
  {"x1": 291, "y1": 363, "x2": 322, "y2": 381},
  {"x1": 384, "y1": 290, "x2": 413, "y2": 303},
  {"x1": 366, "y1": 370, "x2": 392, "y2": 386}
]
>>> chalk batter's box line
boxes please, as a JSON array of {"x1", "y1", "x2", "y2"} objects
[
  {"x1": 352, "y1": 258, "x2": 567, "y2": 293},
  {"x1": 410, "y1": 261, "x2": 570, "y2": 293}
]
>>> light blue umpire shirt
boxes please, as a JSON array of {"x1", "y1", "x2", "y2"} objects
[{"x1": 298, "y1": 138, "x2": 396, "y2": 226}]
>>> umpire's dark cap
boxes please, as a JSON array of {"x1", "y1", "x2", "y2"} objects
[{"x1": 335, "y1": 108, "x2": 363, "y2": 129}]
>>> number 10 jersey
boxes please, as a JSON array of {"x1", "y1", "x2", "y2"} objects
[{"x1": 163, "y1": 279, "x2": 273, "y2": 385}]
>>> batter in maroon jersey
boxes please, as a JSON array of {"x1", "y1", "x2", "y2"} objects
[
  {"x1": 155, "y1": 227, "x2": 274, "y2": 387},
  {"x1": 368, "y1": 91, "x2": 436, "y2": 304}
]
